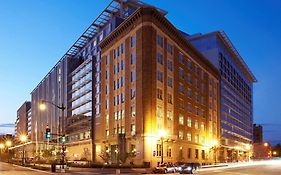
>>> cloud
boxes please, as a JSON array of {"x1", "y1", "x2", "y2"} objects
[{"x1": 0, "y1": 123, "x2": 15, "y2": 128}]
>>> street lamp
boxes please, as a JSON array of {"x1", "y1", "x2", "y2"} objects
[
  {"x1": 158, "y1": 129, "x2": 167, "y2": 165},
  {"x1": 210, "y1": 139, "x2": 218, "y2": 164},
  {"x1": 20, "y1": 134, "x2": 28, "y2": 165},
  {"x1": 264, "y1": 142, "x2": 268, "y2": 147},
  {"x1": 39, "y1": 99, "x2": 66, "y2": 171},
  {"x1": 0, "y1": 143, "x2": 4, "y2": 161},
  {"x1": 5, "y1": 140, "x2": 12, "y2": 162}
]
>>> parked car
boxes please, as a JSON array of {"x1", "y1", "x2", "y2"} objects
[
  {"x1": 179, "y1": 163, "x2": 201, "y2": 174},
  {"x1": 174, "y1": 162, "x2": 186, "y2": 172},
  {"x1": 152, "y1": 163, "x2": 176, "y2": 174}
]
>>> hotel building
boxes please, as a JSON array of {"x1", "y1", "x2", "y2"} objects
[{"x1": 14, "y1": 0, "x2": 258, "y2": 167}]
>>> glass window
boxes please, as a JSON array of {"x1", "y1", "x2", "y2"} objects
[
  {"x1": 178, "y1": 52, "x2": 183, "y2": 63},
  {"x1": 167, "y1": 43, "x2": 173, "y2": 54},
  {"x1": 179, "y1": 83, "x2": 184, "y2": 94},
  {"x1": 131, "y1": 35, "x2": 136, "y2": 47},
  {"x1": 195, "y1": 135, "x2": 199, "y2": 144},
  {"x1": 179, "y1": 130, "x2": 184, "y2": 140},
  {"x1": 195, "y1": 120, "x2": 198, "y2": 129},
  {"x1": 157, "y1": 88, "x2": 163, "y2": 100},
  {"x1": 157, "y1": 52, "x2": 163, "y2": 65},
  {"x1": 131, "y1": 71, "x2": 136, "y2": 82},
  {"x1": 167, "y1": 111, "x2": 173, "y2": 120},
  {"x1": 157, "y1": 71, "x2": 163, "y2": 82},
  {"x1": 179, "y1": 68, "x2": 184, "y2": 79},
  {"x1": 167, "y1": 93, "x2": 173, "y2": 104},
  {"x1": 167, "y1": 77, "x2": 173, "y2": 88},
  {"x1": 167, "y1": 59, "x2": 173, "y2": 71},
  {"x1": 187, "y1": 132, "x2": 191, "y2": 141},
  {"x1": 156, "y1": 34, "x2": 163, "y2": 48},
  {"x1": 187, "y1": 117, "x2": 192, "y2": 127},
  {"x1": 179, "y1": 114, "x2": 184, "y2": 125},
  {"x1": 131, "y1": 53, "x2": 136, "y2": 64}
]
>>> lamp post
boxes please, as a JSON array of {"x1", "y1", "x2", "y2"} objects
[
  {"x1": 0, "y1": 143, "x2": 4, "y2": 161},
  {"x1": 5, "y1": 140, "x2": 12, "y2": 162},
  {"x1": 158, "y1": 130, "x2": 166, "y2": 165},
  {"x1": 210, "y1": 140, "x2": 218, "y2": 164},
  {"x1": 20, "y1": 135, "x2": 27, "y2": 165},
  {"x1": 39, "y1": 100, "x2": 66, "y2": 171}
]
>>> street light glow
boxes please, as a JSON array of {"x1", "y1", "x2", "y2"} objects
[
  {"x1": 264, "y1": 142, "x2": 268, "y2": 147},
  {"x1": 5, "y1": 140, "x2": 12, "y2": 147},
  {"x1": 0, "y1": 143, "x2": 4, "y2": 149},
  {"x1": 39, "y1": 101, "x2": 46, "y2": 111},
  {"x1": 157, "y1": 129, "x2": 167, "y2": 138},
  {"x1": 20, "y1": 135, "x2": 28, "y2": 143}
]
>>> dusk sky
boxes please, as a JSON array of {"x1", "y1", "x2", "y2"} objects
[{"x1": 0, "y1": 0, "x2": 280, "y2": 144}]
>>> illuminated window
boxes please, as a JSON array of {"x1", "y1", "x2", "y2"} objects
[
  {"x1": 187, "y1": 132, "x2": 191, "y2": 141},
  {"x1": 195, "y1": 149, "x2": 199, "y2": 159},
  {"x1": 167, "y1": 146, "x2": 172, "y2": 157},
  {"x1": 157, "y1": 88, "x2": 163, "y2": 100},
  {"x1": 187, "y1": 117, "x2": 192, "y2": 127},
  {"x1": 179, "y1": 130, "x2": 184, "y2": 140},
  {"x1": 195, "y1": 135, "x2": 199, "y2": 143},
  {"x1": 179, "y1": 114, "x2": 184, "y2": 125},
  {"x1": 131, "y1": 124, "x2": 136, "y2": 136},
  {"x1": 167, "y1": 111, "x2": 173, "y2": 120},
  {"x1": 156, "y1": 144, "x2": 162, "y2": 156},
  {"x1": 201, "y1": 122, "x2": 205, "y2": 131},
  {"x1": 195, "y1": 120, "x2": 198, "y2": 129}
]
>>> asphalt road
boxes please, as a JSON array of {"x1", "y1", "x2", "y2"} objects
[
  {"x1": 1, "y1": 160, "x2": 281, "y2": 175},
  {"x1": 0, "y1": 162, "x2": 52, "y2": 175},
  {"x1": 198, "y1": 161, "x2": 281, "y2": 175}
]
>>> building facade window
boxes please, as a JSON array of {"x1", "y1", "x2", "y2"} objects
[
  {"x1": 131, "y1": 35, "x2": 136, "y2": 47},
  {"x1": 187, "y1": 117, "x2": 192, "y2": 127},
  {"x1": 167, "y1": 77, "x2": 173, "y2": 88},
  {"x1": 156, "y1": 34, "x2": 164, "y2": 48},
  {"x1": 187, "y1": 132, "x2": 191, "y2": 141},
  {"x1": 179, "y1": 130, "x2": 184, "y2": 140},
  {"x1": 167, "y1": 93, "x2": 173, "y2": 104},
  {"x1": 157, "y1": 71, "x2": 163, "y2": 82},
  {"x1": 167, "y1": 60, "x2": 173, "y2": 71},
  {"x1": 179, "y1": 114, "x2": 184, "y2": 125},
  {"x1": 167, "y1": 43, "x2": 173, "y2": 54},
  {"x1": 157, "y1": 88, "x2": 163, "y2": 100},
  {"x1": 157, "y1": 52, "x2": 163, "y2": 65}
]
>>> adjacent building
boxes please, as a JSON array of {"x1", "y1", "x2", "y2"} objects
[
  {"x1": 253, "y1": 124, "x2": 263, "y2": 143},
  {"x1": 15, "y1": 101, "x2": 31, "y2": 138},
  {"x1": 188, "y1": 31, "x2": 257, "y2": 162}
]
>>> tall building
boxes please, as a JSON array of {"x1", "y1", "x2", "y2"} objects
[
  {"x1": 96, "y1": 6, "x2": 220, "y2": 166},
  {"x1": 253, "y1": 124, "x2": 263, "y2": 143},
  {"x1": 15, "y1": 101, "x2": 31, "y2": 138},
  {"x1": 188, "y1": 31, "x2": 257, "y2": 162},
  {"x1": 19, "y1": 0, "x2": 258, "y2": 166}
]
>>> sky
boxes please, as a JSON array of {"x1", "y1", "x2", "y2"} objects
[{"x1": 0, "y1": 0, "x2": 281, "y2": 144}]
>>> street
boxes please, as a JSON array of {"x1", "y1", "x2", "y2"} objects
[
  {"x1": 0, "y1": 160, "x2": 281, "y2": 175},
  {"x1": 198, "y1": 160, "x2": 281, "y2": 175},
  {"x1": 0, "y1": 162, "x2": 51, "y2": 175}
]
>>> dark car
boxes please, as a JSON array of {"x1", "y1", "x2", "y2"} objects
[
  {"x1": 179, "y1": 163, "x2": 201, "y2": 174},
  {"x1": 152, "y1": 163, "x2": 176, "y2": 174}
]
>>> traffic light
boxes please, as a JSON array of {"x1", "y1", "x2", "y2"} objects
[
  {"x1": 61, "y1": 135, "x2": 66, "y2": 143},
  {"x1": 46, "y1": 126, "x2": 51, "y2": 139}
]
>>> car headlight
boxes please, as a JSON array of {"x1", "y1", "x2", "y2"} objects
[{"x1": 187, "y1": 166, "x2": 192, "y2": 171}]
